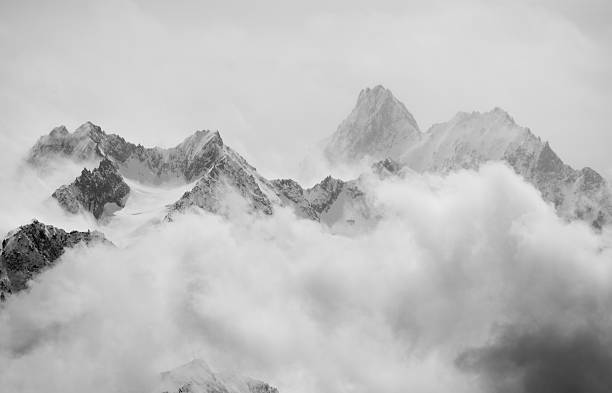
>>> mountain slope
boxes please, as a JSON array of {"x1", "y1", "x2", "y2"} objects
[
  {"x1": 323, "y1": 85, "x2": 421, "y2": 164},
  {"x1": 29, "y1": 122, "x2": 228, "y2": 185},
  {"x1": 154, "y1": 359, "x2": 278, "y2": 393},
  {"x1": 0, "y1": 220, "x2": 110, "y2": 300},
  {"x1": 29, "y1": 123, "x2": 283, "y2": 219},
  {"x1": 166, "y1": 148, "x2": 278, "y2": 219},
  {"x1": 29, "y1": 123, "x2": 364, "y2": 225},
  {"x1": 323, "y1": 86, "x2": 612, "y2": 228},
  {"x1": 401, "y1": 109, "x2": 612, "y2": 227}
]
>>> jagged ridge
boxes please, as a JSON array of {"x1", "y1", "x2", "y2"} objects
[
  {"x1": 0, "y1": 220, "x2": 110, "y2": 300},
  {"x1": 52, "y1": 158, "x2": 130, "y2": 219},
  {"x1": 323, "y1": 86, "x2": 612, "y2": 228}
]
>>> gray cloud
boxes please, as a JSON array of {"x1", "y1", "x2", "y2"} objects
[{"x1": 456, "y1": 325, "x2": 612, "y2": 393}]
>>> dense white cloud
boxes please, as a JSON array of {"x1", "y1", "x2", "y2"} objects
[{"x1": 1, "y1": 162, "x2": 611, "y2": 392}]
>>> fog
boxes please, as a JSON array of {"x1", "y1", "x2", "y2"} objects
[
  {"x1": 1, "y1": 0, "x2": 611, "y2": 178},
  {"x1": 1, "y1": 157, "x2": 611, "y2": 393}
]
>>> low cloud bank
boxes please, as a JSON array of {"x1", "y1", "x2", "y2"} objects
[{"x1": 0, "y1": 163, "x2": 611, "y2": 393}]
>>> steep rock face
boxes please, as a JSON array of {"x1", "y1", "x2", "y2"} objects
[
  {"x1": 270, "y1": 179, "x2": 318, "y2": 220},
  {"x1": 52, "y1": 158, "x2": 130, "y2": 219},
  {"x1": 29, "y1": 122, "x2": 227, "y2": 185},
  {"x1": 30, "y1": 123, "x2": 288, "y2": 220},
  {"x1": 403, "y1": 108, "x2": 541, "y2": 172},
  {"x1": 166, "y1": 148, "x2": 277, "y2": 219},
  {"x1": 400, "y1": 109, "x2": 612, "y2": 227},
  {"x1": 0, "y1": 220, "x2": 109, "y2": 300},
  {"x1": 323, "y1": 85, "x2": 421, "y2": 164},
  {"x1": 154, "y1": 359, "x2": 278, "y2": 393},
  {"x1": 271, "y1": 175, "x2": 372, "y2": 227},
  {"x1": 304, "y1": 176, "x2": 346, "y2": 216},
  {"x1": 28, "y1": 122, "x2": 104, "y2": 164}
]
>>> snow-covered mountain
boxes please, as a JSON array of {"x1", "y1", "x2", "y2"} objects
[
  {"x1": 322, "y1": 86, "x2": 612, "y2": 228},
  {"x1": 29, "y1": 122, "x2": 232, "y2": 185},
  {"x1": 29, "y1": 123, "x2": 359, "y2": 225},
  {"x1": 154, "y1": 359, "x2": 278, "y2": 393},
  {"x1": 26, "y1": 84, "x2": 612, "y2": 229},
  {"x1": 323, "y1": 85, "x2": 421, "y2": 164}
]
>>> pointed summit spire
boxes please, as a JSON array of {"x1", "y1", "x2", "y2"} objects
[{"x1": 323, "y1": 85, "x2": 421, "y2": 164}]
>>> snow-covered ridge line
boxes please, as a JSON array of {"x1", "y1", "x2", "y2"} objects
[
  {"x1": 322, "y1": 85, "x2": 612, "y2": 228},
  {"x1": 28, "y1": 122, "x2": 365, "y2": 226},
  {"x1": 26, "y1": 84, "x2": 612, "y2": 229}
]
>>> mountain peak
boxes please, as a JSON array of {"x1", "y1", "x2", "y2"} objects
[
  {"x1": 323, "y1": 86, "x2": 421, "y2": 164},
  {"x1": 357, "y1": 84, "x2": 393, "y2": 102},
  {"x1": 74, "y1": 121, "x2": 105, "y2": 139}
]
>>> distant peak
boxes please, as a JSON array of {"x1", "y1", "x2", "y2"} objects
[
  {"x1": 79, "y1": 121, "x2": 98, "y2": 129},
  {"x1": 358, "y1": 84, "x2": 394, "y2": 103},
  {"x1": 354, "y1": 85, "x2": 419, "y2": 131},
  {"x1": 452, "y1": 107, "x2": 516, "y2": 126},
  {"x1": 74, "y1": 121, "x2": 104, "y2": 136},
  {"x1": 181, "y1": 129, "x2": 223, "y2": 146},
  {"x1": 49, "y1": 125, "x2": 69, "y2": 137},
  {"x1": 490, "y1": 107, "x2": 515, "y2": 122}
]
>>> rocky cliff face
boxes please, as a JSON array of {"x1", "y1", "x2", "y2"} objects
[
  {"x1": 52, "y1": 158, "x2": 131, "y2": 219},
  {"x1": 167, "y1": 149, "x2": 276, "y2": 219},
  {"x1": 28, "y1": 122, "x2": 228, "y2": 185},
  {"x1": 271, "y1": 175, "x2": 372, "y2": 228},
  {"x1": 154, "y1": 359, "x2": 278, "y2": 393},
  {"x1": 323, "y1": 85, "x2": 421, "y2": 164},
  {"x1": 0, "y1": 220, "x2": 109, "y2": 300}
]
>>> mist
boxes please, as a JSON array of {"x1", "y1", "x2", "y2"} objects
[{"x1": 1, "y1": 158, "x2": 611, "y2": 393}]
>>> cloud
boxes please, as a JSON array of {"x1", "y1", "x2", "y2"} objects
[
  {"x1": 456, "y1": 324, "x2": 612, "y2": 393},
  {"x1": 1, "y1": 162, "x2": 611, "y2": 393}
]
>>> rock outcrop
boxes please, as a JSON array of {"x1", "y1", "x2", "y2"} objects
[
  {"x1": 0, "y1": 220, "x2": 109, "y2": 300},
  {"x1": 52, "y1": 158, "x2": 130, "y2": 219}
]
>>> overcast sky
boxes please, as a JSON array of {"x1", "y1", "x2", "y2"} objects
[{"x1": 1, "y1": 0, "x2": 610, "y2": 179}]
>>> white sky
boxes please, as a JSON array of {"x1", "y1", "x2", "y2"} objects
[{"x1": 1, "y1": 0, "x2": 610, "y2": 179}]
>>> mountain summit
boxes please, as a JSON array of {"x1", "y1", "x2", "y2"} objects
[
  {"x1": 321, "y1": 87, "x2": 612, "y2": 228},
  {"x1": 323, "y1": 85, "x2": 421, "y2": 164}
]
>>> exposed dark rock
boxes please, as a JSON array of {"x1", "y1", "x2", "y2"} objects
[
  {"x1": 168, "y1": 153, "x2": 274, "y2": 218},
  {"x1": 270, "y1": 179, "x2": 318, "y2": 220},
  {"x1": 372, "y1": 158, "x2": 402, "y2": 177},
  {"x1": 0, "y1": 220, "x2": 110, "y2": 299},
  {"x1": 304, "y1": 176, "x2": 345, "y2": 215},
  {"x1": 52, "y1": 158, "x2": 130, "y2": 219}
]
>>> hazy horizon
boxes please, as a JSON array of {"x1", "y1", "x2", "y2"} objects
[{"x1": 1, "y1": 0, "x2": 611, "y2": 180}]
